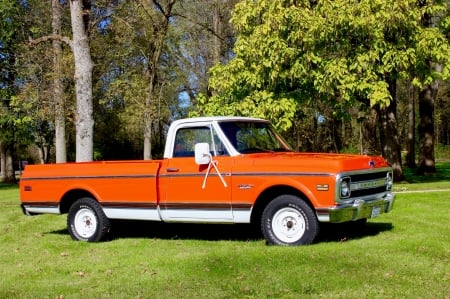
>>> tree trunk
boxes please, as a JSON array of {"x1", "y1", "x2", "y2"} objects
[
  {"x1": 378, "y1": 80, "x2": 404, "y2": 182},
  {"x1": 440, "y1": 106, "x2": 449, "y2": 145},
  {"x1": 3, "y1": 144, "x2": 15, "y2": 184},
  {"x1": 212, "y1": 1, "x2": 222, "y2": 64},
  {"x1": 416, "y1": 6, "x2": 441, "y2": 175},
  {"x1": 70, "y1": 0, "x2": 94, "y2": 162},
  {"x1": 143, "y1": 109, "x2": 153, "y2": 160},
  {"x1": 342, "y1": 116, "x2": 352, "y2": 151},
  {"x1": 361, "y1": 107, "x2": 379, "y2": 155},
  {"x1": 143, "y1": 0, "x2": 176, "y2": 160},
  {"x1": 417, "y1": 76, "x2": 439, "y2": 175},
  {"x1": 0, "y1": 141, "x2": 5, "y2": 182},
  {"x1": 53, "y1": 0, "x2": 66, "y2": 163},
  {"x1": 406, "y1": 80, "x2": 416, "y2": 167}
]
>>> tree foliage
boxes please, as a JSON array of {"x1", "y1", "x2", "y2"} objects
[
  {"x1": 92, "y1": 0, "x2": 237, "y2": 159},
  {"x1": 1, "y1": 0, "x2": 449, "y2": 180},
  {"x1": 200, "y1": 0, "x2": 450, "y2": 124},
  {"x1": 196, "y1": 0, "x2": 450, "y2": 180},
  {"x1": 94, "y1": 0, "x2": 177, "y2": 159},
  {"x1": 0, "y1": 0, "x2": 30, "y2": 182},
  {"x1": 18, "y1": 0, "x2": 74, "y2": 164}
]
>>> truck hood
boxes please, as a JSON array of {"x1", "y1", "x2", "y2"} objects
[{"x1": 240, "y1": 152, "x2": 389, "y2": 173}]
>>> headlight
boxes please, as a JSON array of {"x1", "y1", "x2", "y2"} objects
[
  {"x1": 386, "y1": 172, "x2": 393, "y2": 191},
  {"x1": 340, "y1": 177, "x2": 351, "y2": 198}
]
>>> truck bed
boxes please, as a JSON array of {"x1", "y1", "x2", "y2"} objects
[{"x1": 20, "y1": 160, "x2": 161, "y2": 209}]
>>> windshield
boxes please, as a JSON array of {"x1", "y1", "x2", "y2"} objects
[{"x1": 218, "y1": 121, "x2": 293, "y2": 154}]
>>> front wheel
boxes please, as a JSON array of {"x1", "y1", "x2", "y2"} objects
[
  {"x1": 67, "y1": 197, "x2": 110, "y2": 242},
  {"x1": 261, "y1": 195, "x2": 319, "y2": 246}
]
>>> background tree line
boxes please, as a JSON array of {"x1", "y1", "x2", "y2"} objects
[{"x1": 1, "y1": 0, "x2": 449, "y2": 183}]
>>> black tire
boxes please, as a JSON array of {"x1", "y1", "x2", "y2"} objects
[
  {"x1": 261, "y1": 195, "x2": 319, "y2": 246},
  {"x1": 67, "y1": 197, "x2": 110, "y2": 242}
]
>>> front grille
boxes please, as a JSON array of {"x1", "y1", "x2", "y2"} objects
[
  {"x1": 349, "y1": 171, "x2": 388, "y2": 182},
  {"x1": 337, "y1": 168, "x2": 392, "y2": 202},
  {"x1": 351, "y1": 185, "x2": 387, "y2": 198}
]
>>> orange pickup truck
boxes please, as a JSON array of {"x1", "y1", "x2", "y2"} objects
[{"x1": 20, "y1": 116, "x2": 394, "y2": 245}]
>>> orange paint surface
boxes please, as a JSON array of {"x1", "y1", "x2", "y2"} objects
[
  {"x1": 20, "y1": 161, "x2": 161, "y2": 204},
  {"x1": 20, "y1": 152, "x2": 388, "y2": 209}
]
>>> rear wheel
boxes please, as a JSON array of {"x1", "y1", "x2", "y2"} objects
[
  {"x1": 261, "y1": 195, "x2": 319, "y2": 246},
  {"x1": 68, "y1": 197, "x2": 110, "y2": 242}
]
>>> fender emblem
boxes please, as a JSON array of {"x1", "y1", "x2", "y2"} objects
[
  {"x1": 238, "y1": 184, "x2": 254, "y2": 190},
  {"x1": 369, "y1": 160, "x2": 375, "y2": 168}
]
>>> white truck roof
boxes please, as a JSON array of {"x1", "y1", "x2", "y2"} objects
[
  {"x1": 169, "y1": 116, "x2": 268, "y2": 126},
  {"x1": 163, "y1": 116, "x2": 269, "y2": 159}
]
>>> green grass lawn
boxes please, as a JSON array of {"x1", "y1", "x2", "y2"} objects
[
  {"x1": 1, "y1": 166, "x2": 449, "y2": 298},
  {"x1": 396, "y1": 162, "x2": 450, "y2": 191}
]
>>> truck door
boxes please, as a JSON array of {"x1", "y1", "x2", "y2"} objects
[{"x1": 160, "y1": 123, "x2": 233, "y2": 222}]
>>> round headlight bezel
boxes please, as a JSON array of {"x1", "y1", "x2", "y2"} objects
[
  {"x1": 340, "y1": 177, "x2": 351, "y2": 198},
  {"x1": 386, "y1": 172, "x2": 393, "y2": 191}
]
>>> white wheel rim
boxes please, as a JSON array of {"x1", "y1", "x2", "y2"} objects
[
  {"x1": 74, "y1": 208, "x2": 98, "y2": 239},
  {"x1": 272, "y1": 207, "x2": 306, "y2": 243}
]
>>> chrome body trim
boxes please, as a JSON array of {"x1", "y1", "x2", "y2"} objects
[
  {"x1": 103, "y1": 208, "x2": 161, "y2": 221},
  {"x1": 22, "y1": 205, "x2": 60, "y2": 215},
  {"x1": 316, "y1": 192, "x2": 395, "y2": 223}
]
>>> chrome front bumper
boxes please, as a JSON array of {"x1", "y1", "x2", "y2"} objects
[{"x1": 316, "y1": 192, "x2": 395, "y2": 223}]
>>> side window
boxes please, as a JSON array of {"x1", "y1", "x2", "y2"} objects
[{"x1": 173, "y1": 126, "x2": 228, "y2": 157}]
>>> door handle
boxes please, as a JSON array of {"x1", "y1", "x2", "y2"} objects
[{"x1": 166, "y1": 168, "x2": 179, "y2": 172}]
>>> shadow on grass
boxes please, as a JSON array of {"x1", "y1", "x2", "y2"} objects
[
  {"x1": 47, "y1": 222, "x2": 263, "y2": 242},
  {"x1": 109, "y1": 221, "x2": 264, "y2": 242},
  {"x1": 0, "y1": 183, "x2": 18, "y2": 190},
  {"x1": 316, "y1": 221, "x2": 393, "y2": 243},
  {"x1": 48, "y1": 220, "x2": 393, "y2": 244},
  {"x1": 402, "y1": 162, "x2": 450, "y2": 184}
]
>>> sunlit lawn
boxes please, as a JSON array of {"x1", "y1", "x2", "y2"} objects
[{"x1": 0, "y1": 164, "x2": 449, "y2": 298}]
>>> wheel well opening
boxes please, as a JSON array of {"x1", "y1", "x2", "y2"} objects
[
  {"x1": 251, "y1": 185, "x2": 313, "y2": 224},
  {"x1": 60, "y1": 189, "x2": 96, "y2": 214}
]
